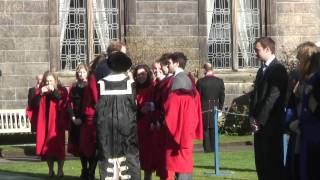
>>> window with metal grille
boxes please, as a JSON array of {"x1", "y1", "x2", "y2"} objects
[
  {"x1": 59, "y1": 0, "x2": 120, "y2": 70},
  {"x1": 207, "y1": 0, "x2": 261, "y2": 70}
]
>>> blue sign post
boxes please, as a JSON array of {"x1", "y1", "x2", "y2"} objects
[{"x1": 214, "y1": 106, "x2": 220, "y2": 176}]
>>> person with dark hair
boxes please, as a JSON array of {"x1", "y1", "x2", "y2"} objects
[
  {"x1": 66, "y1": 63, "x2": 89, "y2": 179},
  {"x1": 26, "y1": 73, "x2": 43, "y2": 133},
  {"x1": 196, "y1": 62, "x2": 225, "y2": 153},
  {"x1": 249, "y1": 36, "x2": 288, "y2": 180},
  {"x1": 95, "y1": 42, "x2": 127, "y2": 81},
  {"x1": 95, "y1": 52, "x2": 140, "y2": 179},
  {"x1": 152, "y1": 53, "x2": 175, "y2": 179},
  {"x1": 296, "y1": 44, "x2": 320, "y2": 180},
  {"x1": 152, "y1": 61, "x2": 165, "y2": 82},
  {"x1": 163, "y1": 52, "x2": 203, "y2": 180},
  {"x1": 80, "y1": 54, "x2": 105, "y2": 180},
  {"x1": 32, "y1": 71, "x2": 68, "y2": 177},
  {"x1": 285, "y1": 42, "x2": 318, "y2": 180},
  {"x1": 133, "y1": 64, "x2": 157, "y2": 180}
]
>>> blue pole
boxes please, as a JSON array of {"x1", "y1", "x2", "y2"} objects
[{"x1": 213, "y1": 106, "x2": 220, "y2": 176}]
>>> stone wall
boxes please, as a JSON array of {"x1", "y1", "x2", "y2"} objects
[
  {"x1": 125, "y1": 0, "x2": 207, "y2": 73},
  {"x1": 267, "y1": 0, "x2": 320, "y2": 58},
  {"x1": 0, "y1": 0, "x2": 59, "y2": 109}
]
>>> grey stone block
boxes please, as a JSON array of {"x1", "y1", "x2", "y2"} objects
[
  {"x1": 4, "y1": 51, "x2": 25, "y2": 62},
  {"x1": 0, "y1": 13, "x2": 14, "y2": 25},
  {"x1": 13, "y1": 62, "x2": 49, "y2": 76},
  {"x1": 0, "y1": 51, "x2": 4, "y2": 63},
  {"x1": 4, "y1": 1, "x2": 24, "y2": 12},
  {"x1": 126, "y1": 25, "x2": 146, "y2": 36},
  {"x1": 22, "y1": 14, "x2": 49, "y2": 25},
  {"x1": 23, "y1": 38, "x2": 49, "y2": 50},
  {"x1": 25, "y1": 50, "x2": 49, "y2": 62},
  {"x1": 177, "y1": 2, "x2": 198, "y2": 13},
  {"x1": 173, "y1": 36, "x2": 199, "y2": 48},
  {"x1": 5, "y1": 100, "x2": 27, "y2": 109},
  {"x1": 167, "y1": 14, "x2": 198, "y2": 25},
  {"x1": 157, "y1": 2, "x2": 177, "y2": 13},
  {"x1": 0, "y1": 1, "x2": 4, "y2": 12},
  {"x1": 2, "y1": 76, "x2": 33, "y2": 88},
  {"x1": 0, "y1": 26, "x2": 14, "y2": 37},
  {"x1": 15, "y1": 87, "x2": 29, "y2": 100},
  {"x1": 0, "y1": 39, "x2": 15, "y2": 50},
  {"x1": 137, "y1": 1, "x2": 158, "y2": 13},
  {"x1": 14, "y1": 26, "x2": 49, "y2": 38},
  {"x1": 145, "y1": 25, "x2": 190, "y2": 36},
  {"x1": 24, "y1": 1, "x2": 48, "y2": 13},
  {"x1": 13, "y1": 14, "x2": 24, "y2": 25},
  {"x1": 0, "y1": 88, "x2": 15, "y2": 100}
]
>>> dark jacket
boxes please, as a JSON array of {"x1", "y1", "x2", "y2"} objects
[{"x1": 196, "y1": 75, "x2": 225, "y2": 128}]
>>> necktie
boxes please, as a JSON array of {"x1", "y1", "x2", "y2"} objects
[{"x1": 262, "y1": 63, "x2": 267, "y2": 73}]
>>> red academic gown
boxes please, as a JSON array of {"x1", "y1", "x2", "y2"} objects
[
  {"x1": 35, "y1": 87, "x2": 68, "y2": 160},
  {"x1": 164, "y1": 83, "x2": 203, "y2": 173},
  {"x1": 136, "y1": 82, "x2": 157, "y2": 171},
  {"x1": 80, "y1": 74, "x2": 98, "y2": 159},
  {"x1": 153, "y1": 75, "x2": 174, "y2": 178}
]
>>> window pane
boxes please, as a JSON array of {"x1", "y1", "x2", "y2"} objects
[
  {"x1": 208, "y1": 0, "x2": 232, "y2": 69},
  {"x1": 59, "y1": 0, "x2": 120, "y2": 70},
  {"x1": 93, "y1": 0, "x2": 119, "y2": 56},
  {"x1": 60, "y1": 0, "x2": 87, "y2": 70},
  {"x1": 237, "y1": 0, "x2": 261, "y2": 68}
]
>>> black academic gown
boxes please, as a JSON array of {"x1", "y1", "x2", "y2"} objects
[{"x1": 95, "y1": 75, "x2": 140, "y2": 180}]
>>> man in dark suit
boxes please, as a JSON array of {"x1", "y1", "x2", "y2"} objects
[
  {"x1": 196, "y1": 63, "x2": 225, "y2": 152},
  {"x1": 249, "y1": 37, "x2": 288, "y2": 180}
]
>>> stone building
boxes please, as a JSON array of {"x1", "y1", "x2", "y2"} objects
[{"x1": 0, "y1": 0, "x2": 319, "y2": 109}]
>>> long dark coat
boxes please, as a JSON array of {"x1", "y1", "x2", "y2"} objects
[{"x1": 249, "y1": 59, "x2": 288, "y2": 180}]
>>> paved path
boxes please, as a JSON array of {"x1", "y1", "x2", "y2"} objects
[{"x1": 0, "y1": 172, "x2": 41, "y2": 180}]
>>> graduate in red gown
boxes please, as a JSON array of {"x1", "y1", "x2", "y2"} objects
[
  {"x1": 164, "y1": 52, "x2": 203, "y2": 180},
  {"x1": 133, "y1": 64, "x2": 157, "y2": 180},
  {"x1": 153, "y1": 53, "x2": 175, "y2": 180},
  {"x1": 33, "y1": 71, "x2": 68, "y2": 177},
  {"x1": 81, "y1": 54, "x2": 105, "y2": 180}
]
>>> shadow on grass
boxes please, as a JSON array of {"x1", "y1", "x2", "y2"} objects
[
  {"x1": 194, "y1": 165, "x2": 256, "y2": 172},
  {"x1": 0, "y1": 169, "x2": 79, "y2": 180}
]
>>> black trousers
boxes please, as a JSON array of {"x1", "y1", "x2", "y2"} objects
[
  {"x1": 203, "y1": 128, "x2": 215, "y2": 152},
  {"x1": 254, "y1": 129, "x2": 284, "y2": 180}
]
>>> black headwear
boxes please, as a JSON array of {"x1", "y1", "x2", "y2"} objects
[{"x1": 107, "y1": 52, "x2": 132, "y2": 72}]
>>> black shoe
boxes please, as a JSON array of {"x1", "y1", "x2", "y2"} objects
[
  {"x1": 80, "y1": 168, "x2": 88, "y2": 179},
  {"x1": 57, "y1": 171, "x2": 64, "y2": 178},
  {"x1": 87, "y1": 175, "x2": 95, "y2": 180},
  {"x1": 48, "y1": 171, "x2": 55, "y2": 177}
]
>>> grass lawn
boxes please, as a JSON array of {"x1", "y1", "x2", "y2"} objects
[
  {"x1": 194, "y1": 134, "x2": 253, "y2": 145},
  {"x1": 0, "y1": 149, "x2": 257, "y2": 180}
]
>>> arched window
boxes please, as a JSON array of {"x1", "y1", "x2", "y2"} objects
[
  {"x1": 59, "y1": 0, "x2": 120, "y2": 70},
  {"x1": 207, "y1": 0, "x2": 261, "y2": 70}
]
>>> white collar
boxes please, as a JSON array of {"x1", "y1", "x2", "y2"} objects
[
  {"x1": 103, "y1": 73, "x2": 127, "y2": 81},
  {"x1": 174, "y1": 67, "x2": 184, "y2": 76},
  {"x1": 265, "y1": 55, "x2": 275, "y2": 66}
]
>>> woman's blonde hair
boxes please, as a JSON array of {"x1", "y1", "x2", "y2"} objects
[
  {"x1": 296, "y1": 42, "x2": 319, "y2": 80},
  {"x1": 75, "y1": 63, "x2": 89, "y2": 81},
  {"x1": 40, "y1": 71, "x2": 60, "y2": 89}
]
